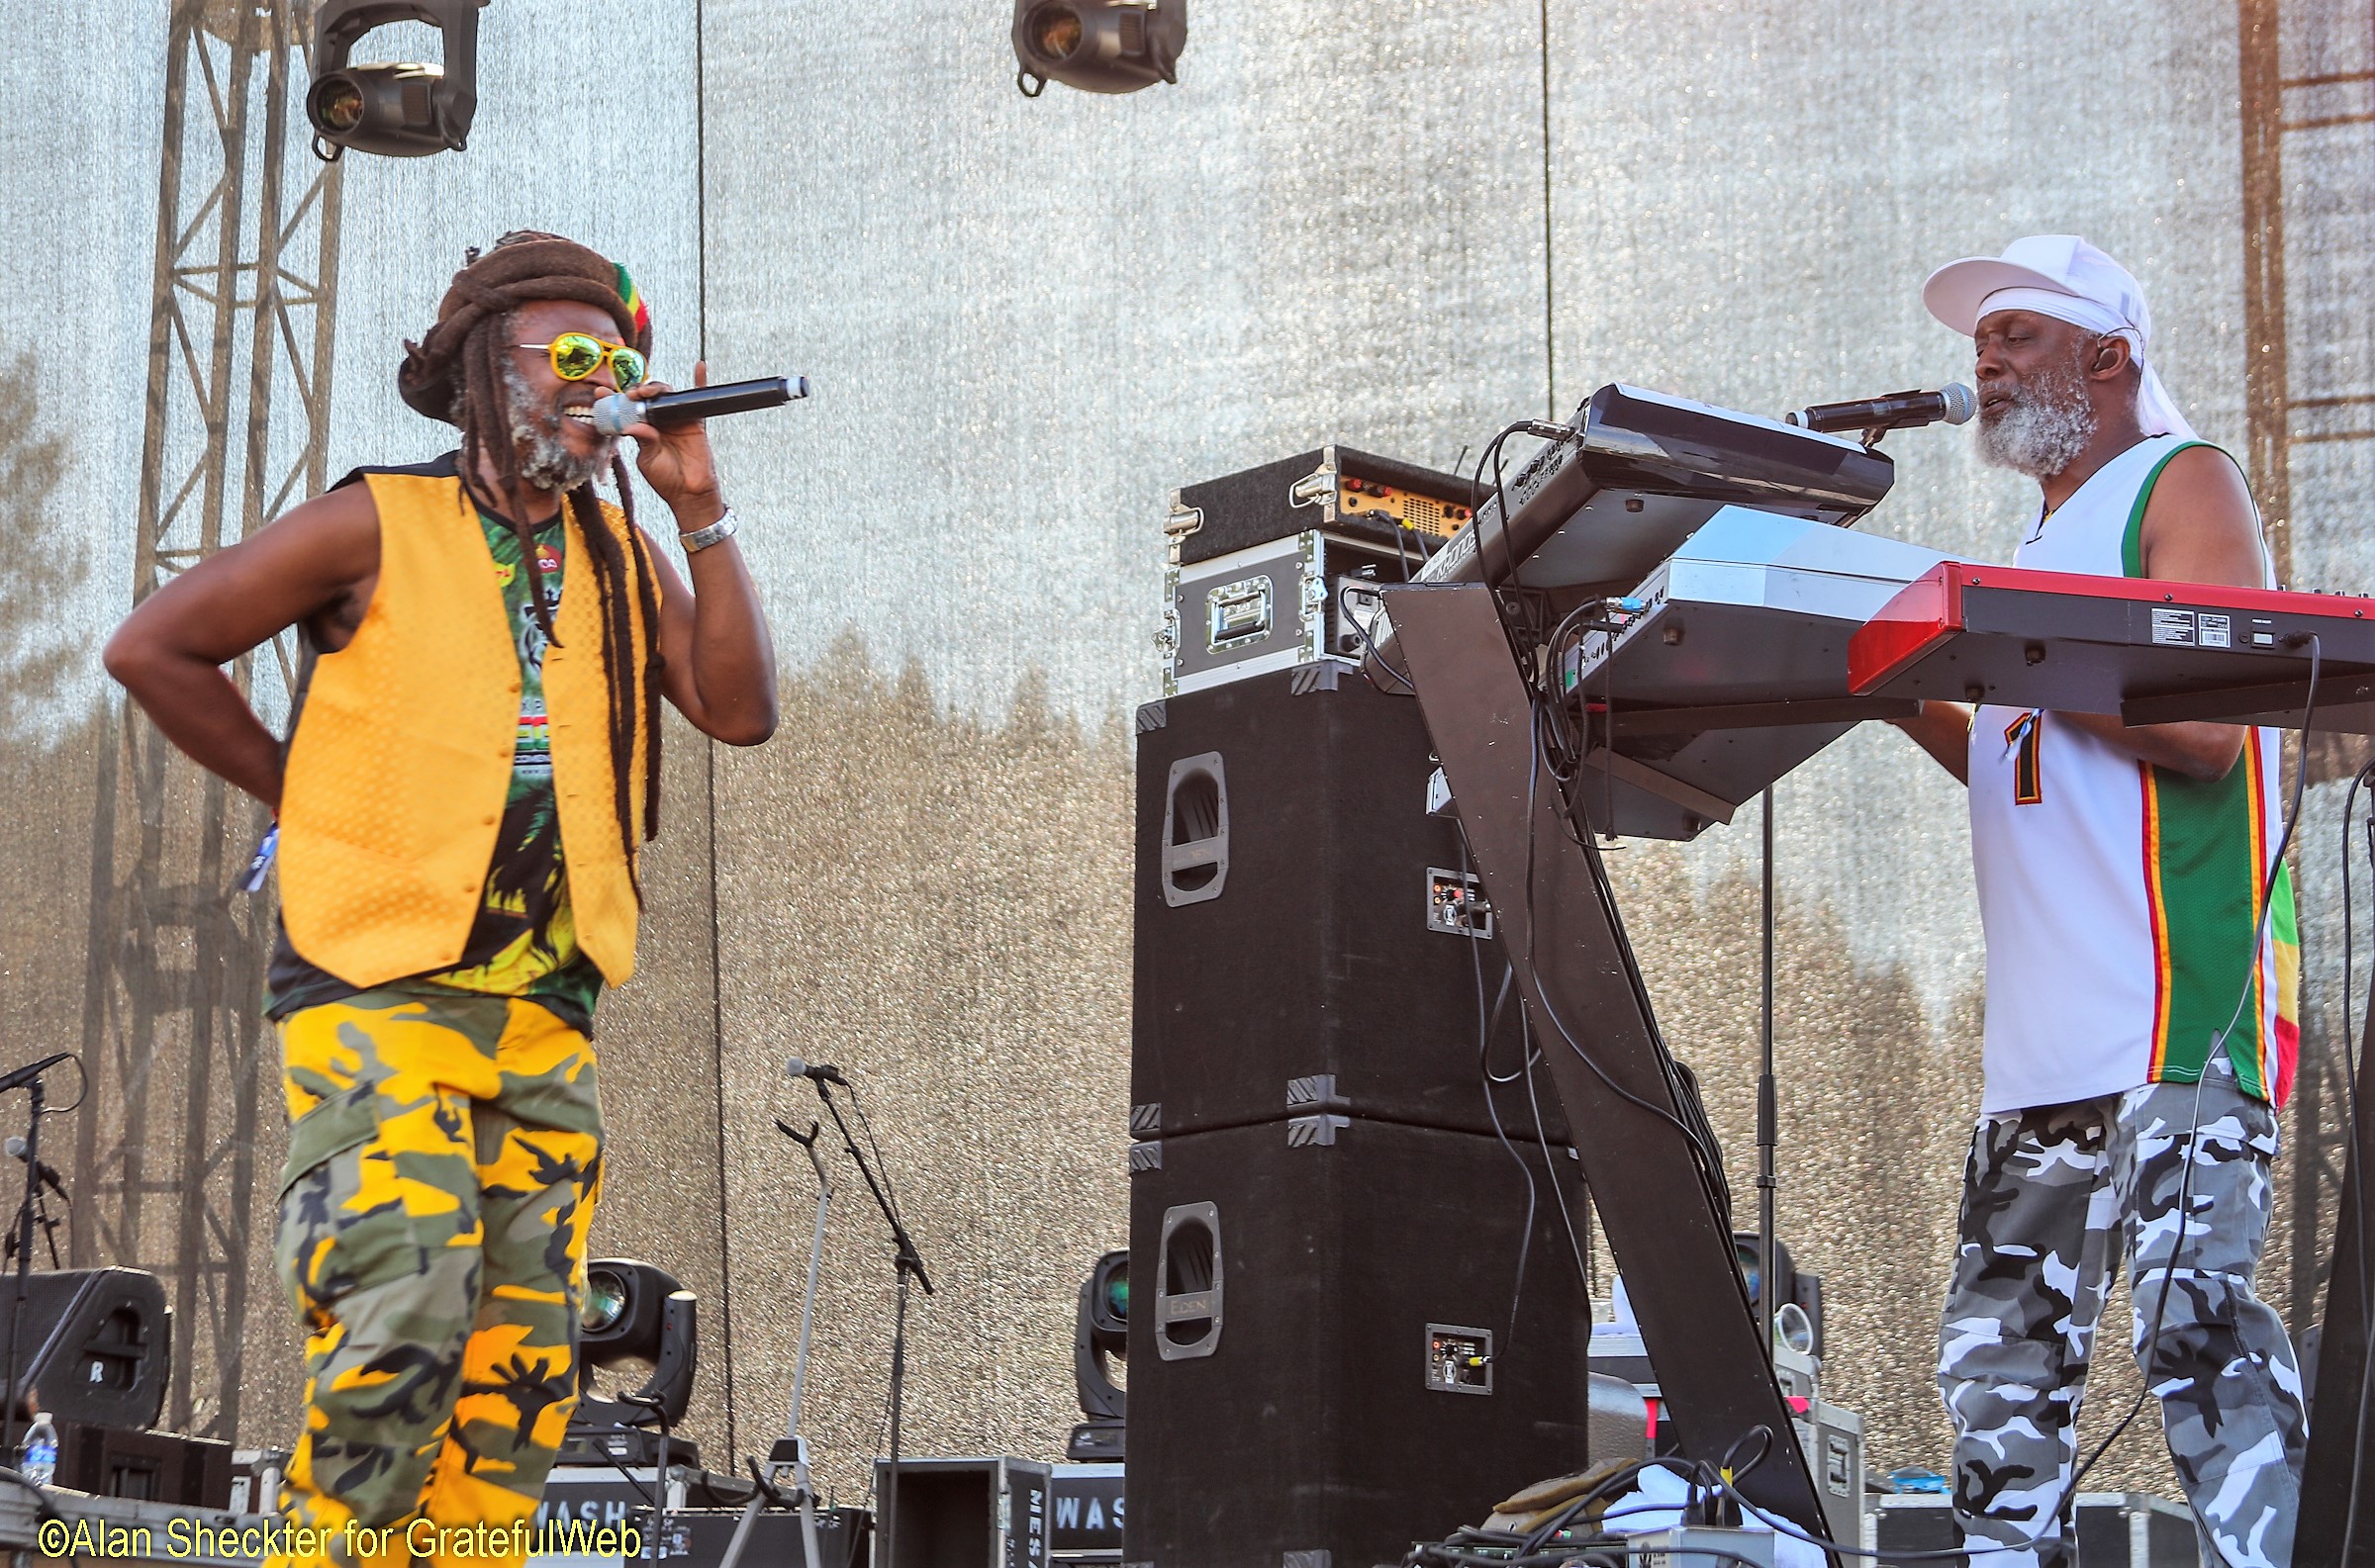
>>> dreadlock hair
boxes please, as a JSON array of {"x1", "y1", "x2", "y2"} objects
[{"x1": 399, "y1": 231, "x2": 666, "y2": 884}]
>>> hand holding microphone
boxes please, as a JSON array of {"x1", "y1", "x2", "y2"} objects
[
  {"x1": 592, "y1": 372, "x2": 811, "y2": 437},
  {"x1": 605, "y1": 361, "x2": 809, "y2": 529}
]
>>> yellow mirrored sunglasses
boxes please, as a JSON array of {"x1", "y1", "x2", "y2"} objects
[{"x1": 514, "y1": 331, "x2": 647, "y2": 388}]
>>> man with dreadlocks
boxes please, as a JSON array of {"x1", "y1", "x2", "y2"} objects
[{"x1": 104, "y1": 232, "x2": 777, "y2": 1568}]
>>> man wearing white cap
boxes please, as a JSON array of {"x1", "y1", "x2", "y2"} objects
[{"x1": 1890, "y1": 236, "x2": 2308, "y2": 1568}]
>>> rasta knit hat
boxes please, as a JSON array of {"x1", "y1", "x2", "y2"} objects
[{"x1": 398, "y1": 230, "x2": 653, "y2": 425}]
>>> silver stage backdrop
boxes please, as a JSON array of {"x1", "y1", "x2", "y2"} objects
[{"x1": 3, "y1": 0, "x2": 2369, "y2": 1509}]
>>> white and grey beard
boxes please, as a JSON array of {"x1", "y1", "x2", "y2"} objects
[
  {"x1": 503, "y1": 359, "x2": 607, "y2": 495},
  {"x1": 1974, "y1": 354, "x2": 2098, "y2": 479}
]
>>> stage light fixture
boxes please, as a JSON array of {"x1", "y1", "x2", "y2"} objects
[
  {"x1": 307, "y1": 0, "x2": 488, "y2": 161},
  {"x1": 1067, "y1": 1249, "x2": 1128, "y2": 1460},
  {"x1": 1013, "y1": 0, "x2": 1186, "y2": 97},
  {"x1": 570, "y1": 1258, "x2": 698, "y2": 1432},
  {"x1": 1732, "y1": 1232, "x2": 1825, "y2": 1358}
]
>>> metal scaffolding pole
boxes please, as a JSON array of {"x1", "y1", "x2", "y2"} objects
[{"x1": 74, "y1": 0, "x2": 342, "y2": 1441}]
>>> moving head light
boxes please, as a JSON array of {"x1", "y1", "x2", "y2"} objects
[
  {"x1": 1067, "y1": 1249, "x2": 1127, "y2": 1460},
  {"x1": 307, "y1": 0, "x2": 487, "y2": 160},
  {"x1": 1014, "y1": 0, "x2": 1186, "y2": 96},
  {"x1": 572, "y1": 1258, "x2": 698, "y2": 1432}
]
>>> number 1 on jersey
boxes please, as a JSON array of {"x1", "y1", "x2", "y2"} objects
[{"x1": 2003, "y1": 709, "x2": 2043, "y2": 805}]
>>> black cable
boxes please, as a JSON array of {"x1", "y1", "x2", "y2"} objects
[
  {"x1": 42, "y1": 1059, "x2": 87, "y2": 1117},
  {"x1": 594, "y1": 1435, "x2": 661, "y2": 1509},
  {"x1": 1483, "y1": 965, "x2": 1533, "y2": 1085},
  {"x1": 840, "y1": 1080, "x2": 905, "y2": 1233},
  {"x1": 1522, "y1": 1012, "x2": 1596, "y2": 1304},
  {"x1": 1512, "y1": 709, "x2": 1734, "y2": 1211},
  {"x1": 1717, "y1": 1426, "x2": 1772, "y2": 1488},
  {"x1": 1473, "y1": 426, "x2": 1524, "y2": 600},
  {"x1": 2055, "y1": 637, "x2": 2321, "y2": 1565},
  {"x1": 2342, "y1": 763, "x2": 2375, "y2": 1563},
  {"x1": 1448, "y1": 809, "x2": 1589, "y2": 1316},
  {"x1": 1467, "y1": 420, "x2": 1575, "y2": 642},
  {"x1": 1521, "y1": 651, "x2": 1737, "y2": 1230},
  {"x1": 1467, "y1": 833, "x2": 1539, "y2": 1353},
  {"x1": 1338, "y1": 577, "x2": 1416, "y2": 693}
]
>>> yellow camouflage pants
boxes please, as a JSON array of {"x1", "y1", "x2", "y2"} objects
[{"x1": 266, "y1": 991, "x2": 603, "y2": 1568}]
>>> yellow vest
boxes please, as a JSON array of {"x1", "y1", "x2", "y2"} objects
[{"x1": 278, "y1": 469, "x2": 648, "y2": 989}]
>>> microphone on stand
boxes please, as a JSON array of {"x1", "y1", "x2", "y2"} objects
[
  {"x1": 0, "y1": 1055, "x2": 71, "y2": 1097},
  {"x1": 592, "y1": 375, "x2": 811, "y2": 437},
  {"x1": 786, "y1": 1057, "x2": 849, "y2": 1088},
  {"x1": 3, "y1": 1141, "x2": 63, "y2": 1201},
  {"x1": 1785, "y1": 383, "x2": 1975, "y2": 435}
]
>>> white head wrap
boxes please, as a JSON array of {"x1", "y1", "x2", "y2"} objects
[{"x1": 1923, "y1": 235, "x2": 2198, "y2": 442}]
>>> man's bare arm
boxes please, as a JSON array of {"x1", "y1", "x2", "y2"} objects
[
  {"x1": 640, "y1": 526, "x2": 779, "y2": 747},
  {"x1": 102, "y1": 487, "x2": 381, "y2": 810},
  {"x1": 1893, "y1": 700, "x2": 1972, "y2": 784},
  {"x1": 2056, "y1": 445, "x2": 2265, "y2": 782},
  {"x1": 616, "y1": 369, "x2": 779, "y2": 747}
]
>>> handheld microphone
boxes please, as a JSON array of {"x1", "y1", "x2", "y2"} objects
[
  {"x1": 1785, "y1": 383, "x2": 1975, "y2": 435},
  {"x1": 786, "y1": 1057, "x2": 848, "y2": 1088},
  {"x1": 5, "y1": 1138, "x2": 65, "y2": 1199},
  {"x1": 592, "y1": 375, "x2": 811, "y2": 437}
]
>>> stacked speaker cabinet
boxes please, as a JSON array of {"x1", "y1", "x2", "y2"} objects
[
  {"x1": 0, "y1": 1267, "x2": 171, "y2": 1430},
  {"x1": 1127, "y1": 649, "x2": 1594, "y2": 1568}
]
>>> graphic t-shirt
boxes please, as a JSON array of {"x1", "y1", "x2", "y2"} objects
[{"x1": 267, "y1": 470, "x2": 607, "y2": 1034}]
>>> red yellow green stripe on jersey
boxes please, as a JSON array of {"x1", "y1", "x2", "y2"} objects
[{"x1": 2138, "y1": 740, "x2": 2297, "y2": 1105}]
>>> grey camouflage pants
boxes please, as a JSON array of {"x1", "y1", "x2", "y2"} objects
[{"x1": 1937, "y1": 1062, "x2": 2308, "y2": 1568}]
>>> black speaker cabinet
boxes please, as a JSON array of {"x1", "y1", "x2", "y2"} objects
[
  {"x1": 0, "y1": 1267, "x2": 170, "y2": 1430},
  {"x1": 1124, "y1": 1118, "x2": 1592, "y2": 1568},
  {"x1": 57, "y1": 1422, "x2": 232, "y2": 1507},
  {"x1": 1132, "y1": 667, "x2": 1569, "y2": 1145}
]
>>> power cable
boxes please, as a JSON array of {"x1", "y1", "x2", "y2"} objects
[{"x1": 1467, "y1": 832, "x2": 1540, "y2": 1352}]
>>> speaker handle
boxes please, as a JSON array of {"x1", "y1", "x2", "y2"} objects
[
  {"x1": 1154, "y1": 1202, "x2": 1222, "y2": 1361},
  {"x1": 1161, "y1": 755, "x2": 1229, "y2": 907}
]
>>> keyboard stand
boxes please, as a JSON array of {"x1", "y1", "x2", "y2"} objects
[{"x1": 1383, "y1": 581, "x2": 1839, "y2": 1563}]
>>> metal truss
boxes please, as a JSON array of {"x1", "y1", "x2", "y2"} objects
[{"x1": 72, "y1": 0, "x2": 342, "y2": 1440}]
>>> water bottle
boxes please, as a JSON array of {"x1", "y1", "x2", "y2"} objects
[{"x1": 18, "y1": 1412, "x2": 56, "y2": 1487}]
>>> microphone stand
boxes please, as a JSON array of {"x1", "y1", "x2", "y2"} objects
[
  {"x1": 6, "y1": 1071, "x2": 48, "y2": 1430},
  {"x1": 717, "y1": 1118, "x2": 833, "y2": 1568},
  {"x1": 5, "y1": 1186, "x2": 61, "y2": 1271},
  {"x1": 1757, "y1": 786, "x2": 1779, "y2": 1367},
  {"x1": 813, "y1": 1077, "x2": 932, "y2": 1568}
]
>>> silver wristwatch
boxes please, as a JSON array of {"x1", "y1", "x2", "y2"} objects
[{"x1": 678, "y1": 507, "x2": 740, "y2": 554}]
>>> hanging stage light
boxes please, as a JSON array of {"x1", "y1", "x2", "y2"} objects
[
  {"x1": 1013, "y1": 0, "x2": 1186, "y2": 97},
  {"x1": 306, "y1": 0, "x2": 488, "y2": 160}
]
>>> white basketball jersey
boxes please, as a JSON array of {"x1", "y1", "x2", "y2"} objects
[{"x1": 1967, "y1": 436, "x2": 2296, "y2": 1114}]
